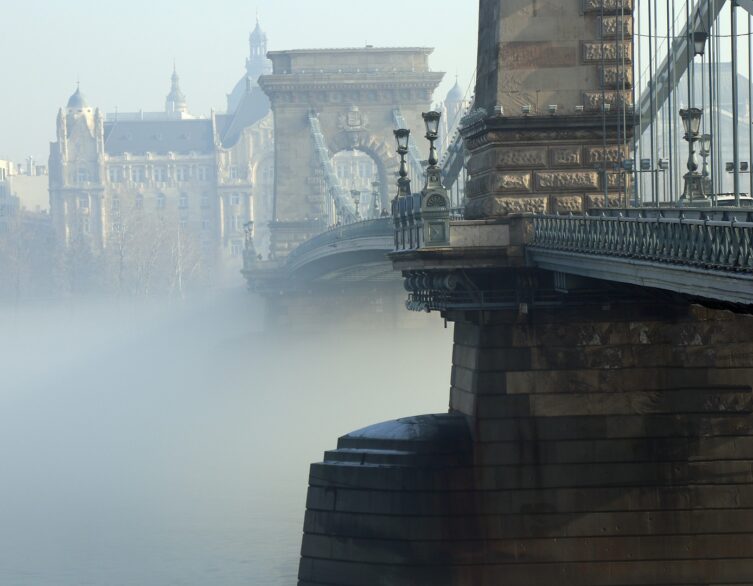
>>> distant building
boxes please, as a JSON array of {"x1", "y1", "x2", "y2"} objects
[{"x1": 48, "y1": 18, "x2": 276, "y2": 292}]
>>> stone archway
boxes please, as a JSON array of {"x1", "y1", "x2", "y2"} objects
[
  {"x1": 258, "y1": 47, "x2": 443, "y2": 256},
  {"x1": 328, "y1": 131, "x2": 399, "y2": 210}
]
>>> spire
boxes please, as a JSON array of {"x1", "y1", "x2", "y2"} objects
[
  {"x1": 246, "y1": 12, "x2": 271, "y2": 79},
  {"x1": 166, "y1": 63, "x2": 188, "y2": 115}
]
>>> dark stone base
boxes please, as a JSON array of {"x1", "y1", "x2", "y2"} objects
[{"x1": 298, "y1": 414, "x2": 473, "y2": 585}]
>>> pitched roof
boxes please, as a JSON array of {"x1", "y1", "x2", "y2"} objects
[{"x1": 103, "y1": 119, "x2": 214, "y2": 156}]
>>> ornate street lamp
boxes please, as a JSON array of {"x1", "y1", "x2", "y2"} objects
[
  {"x1": 679, "y1": 107, "x2": 707, "y2": 204},
  {"x1": 393, "y1": 128, "x2": 412, "y2": 198},
  {"x1": 351, "y1": 189, "x2": 361, "y2": 219},
  {"x1": 692, "y1": 30, "x2": 709, "y2": 57},
  {"x1": 422, "y1": 111, "x2": 441, "y2": 168},
  {"x1": 371, "y1": 181, "x2": 381, "y2": 216},
  {"x1": 700, "y1": 133, "x2": 712, "y2": 194}
]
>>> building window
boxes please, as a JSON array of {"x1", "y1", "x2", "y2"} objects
[
  {"x1": 176, "y1": 166, "x2": 189, "y2": 181},
  {"x1": 77, "y1": 168, "x2": 90, "y2": 183},
  {"x1": 179, "y1": 193, "x2": 189, "y2": 209},
  {"x1": 154, "y1": 166, "x2": 167, "y2": 182},
  {"x1": 108, "y1": 167, "x2": 123, "y2": 182},
  {"x1": 232, "y1": 215, "x2": 241, "y2": 231},
  {"x1": 132, "y1": 166, "x2": 145, "y2": 183},
  {"x1": 111, "y1": 197, "x2": 120, "y2": 213},
  {"x1": 231, "y1": 240, "x2": 242, "y2": 256},
  {"x1": 231, "y1": 193, "x2": 240, "y2": 206},
  {"x1": 229, "y1": 166, "x2": 240, "y2": 180},
  {"x1": 156, "y1": 193, "x2": 166, "y2": 209},
  {"x1": 201, "y1": 194, "x2": 210, "y2": 208},
  {"x1": 82, "y1": 217, "x2": 90, "y2": 234},
  {"x1": 180, "y1": 219, "x2": 188, "y2": 230},
  {"x1": 79, "y1": 194, "x2": 90, "y2": 209},
  {"x1": 198, "y1": 166, "x2": 211, "y2": 182},
  {"x1": 135, "y1": 194, "x2": 144, "y2": 209},
  {"x1": 201, "y1": 219, "x2": 210, "y2": 231}
]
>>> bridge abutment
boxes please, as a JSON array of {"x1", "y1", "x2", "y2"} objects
[{"x1": 299, "y1": 297, "x2": 753, "y2": 585}]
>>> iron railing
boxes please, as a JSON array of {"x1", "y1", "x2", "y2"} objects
[
  {"x1": 532, "y1": 212, "x2": 753, "y2": 273},
  {"x1": 286, "y1": 217, "x2": 394, "y2": 265}
]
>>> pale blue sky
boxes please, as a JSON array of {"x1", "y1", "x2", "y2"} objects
[{"x1": 0, "y1": 0, "x2": 479, "y2": 163}]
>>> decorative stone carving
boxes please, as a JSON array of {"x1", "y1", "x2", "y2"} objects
[
  {"x1": 465, "y1": 195, "x2": 548, "y2": 219},
  {"x1": 550, "y1": 195, "x2": 585, "y2": 213},
  {"x1": 586, "y1": 192, "x2": 623, "y2": 208},
  {"x1": 586, "y1": 145, "x2": 629, "y2": 164},
  {"x1": 598, "y1": 15, "x2": 633, "y2": 37},
  {"x1": 495, "y1": 147, "x2": 548, "y2": 169},
  {"x1": 338, "y1": 106, "x2": 369, "y2": 132},
  {"x1": 601, "y1": 66, "x2": 633, "y2": 89},
  {"x1": 582, "y1": 41, "x2": 633, "y2": 63},
  {"x1": 500, "y1": 42, "x2": 577, "y2": 70},
  {"x1": 550, "y1": 146, "x2": 582, "y2": 167},
  {"x1": 583, "y1": 0, "x2": 634, "y2": 13},
  {"x1": 496, "y1": 172, "x2": 532, "y2": 193},
  {"x1": 607, "y1": 171, "x2": 628, "y2": 189},
  {"x1": 583, "y1": 90, "x2": 634, "y2": 111},
  {"x1": 536, "y1": 171, "x2": 600, "y2": 192}
]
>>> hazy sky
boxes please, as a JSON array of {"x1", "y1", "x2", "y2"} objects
[{"x1": 0, "y1": 0, "x2": 479, "y2": 163}]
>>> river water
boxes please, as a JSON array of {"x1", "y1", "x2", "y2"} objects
[{"x1": 0, "y1": 291, "x2": 453, "y2": 585}]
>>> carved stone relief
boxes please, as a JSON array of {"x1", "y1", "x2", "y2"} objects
[
  {"x1": 586, "y1": 145, "x2": 629, "y2": 164},
  {"x1": 598, "y1": 15, "x2": 634, "y2": 37},
  {"x1": 583, "y1": 41, "x2": 633, "y2": 63},
  {"x1": 601, "y1": 66, "x2": 633, "y2": 89},
  {"x1": 466, "y1": 195, "x2": 548, "y2": 219},
  {"x1": 495, "y1": 148, "x2": 548, "y2": 169},
  {"x1": 583, "y1": 90, "x2": 634, "y2": 111},
  {"x1": 586, "y1": 193, "x2": 623, "y2": 208},
  {"x1": 583, "y1": 0, "x2": 634, "y2": 13},
  {"x1": 500, "y1": 42, "x2": 578, "y2": 70},
  {"x1": 496, "y1": 172, "x2": 533, "y2": 193},
  {"x1": 536, "y1": 171, "x2": 600, "y2": 192},
  {"x1": 551, "y1": 146, "x2": 583, "y2": 167},
  {"x1": 550, "y1": 195, "x2": 585, "y2": 213}
]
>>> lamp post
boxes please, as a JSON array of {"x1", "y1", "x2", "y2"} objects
[
  {"x1": 393, "y1": 128, "x2": 411, "y2": 198},
  {"x1": 422, "y1": 111, "x2": 441, "y2": 169},
  {"x1": 351, "y1": 189, "x2": 361, "y2": 219},
  {"x1": 679, "y1": 107, "x2": 707, "y2": 204},
  {"x1": 700, "y1": 133, "x2": 712, "y2": 200},
  {"x1": 371, "y1": 181, "x2": 381, "y2": 217}
]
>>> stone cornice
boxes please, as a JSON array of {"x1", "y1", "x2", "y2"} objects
[
  {"x1": 259, "y1": 72, "x2": 444, "y2": 95},
  {"x1": 461, "y1": 114, "x2": 635, "y2": 148}
]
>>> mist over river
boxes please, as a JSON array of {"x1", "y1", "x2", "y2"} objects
[{"x1": 0, "y1": 290, "x2": 452, "y2": 585}]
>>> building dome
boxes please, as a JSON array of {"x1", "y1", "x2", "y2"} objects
[
  {"x1": 446, "y1": 80, "x2": 464, "y2": 104},
  {"x1": 67, "y1": 85, "x2": 88, "y2": 110}
]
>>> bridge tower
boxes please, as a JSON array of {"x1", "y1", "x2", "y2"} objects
[
  {"x1": 297, "y1": 1, "x2": 753, "y2": 585},
  {"x1": 258, "y1": 47, "x2": 443, "y2": 258}
]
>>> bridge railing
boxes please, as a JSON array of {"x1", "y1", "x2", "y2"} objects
[
  {"x1": 531, "y1": 211, "x2": 753, "y2": 273},
  {"x1": 286, "y1": 217, "x2": 394, "y2": 265}
]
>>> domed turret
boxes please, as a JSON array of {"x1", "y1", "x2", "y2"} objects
[
  {"x1": 67, "y1": 84, "x2": 89, "y2": 111},
  {"x1": 165, "y1": 64, "x2": 188, "y2": 116}
]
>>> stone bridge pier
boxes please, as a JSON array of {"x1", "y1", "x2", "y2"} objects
[
  {"x1": 296, "y1": 0, "x2": 753, "y2": 584},
  {"x1": 300, "y1": 290, "x2": 753, "y2": 585}
]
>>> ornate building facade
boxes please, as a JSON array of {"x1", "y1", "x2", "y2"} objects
[{"x1": 48, "y1": 19, "x2": 275, "y2": 293}]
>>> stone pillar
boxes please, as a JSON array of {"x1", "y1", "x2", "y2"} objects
[
  {"x1": 465, "y1": 0, "x2": 634, "y2": 219},
  {"x1": 446, "y1": 298, "x2": 753, "y2": 584}
]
